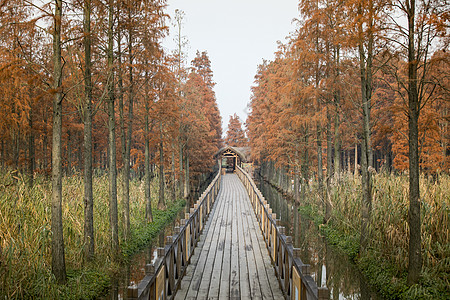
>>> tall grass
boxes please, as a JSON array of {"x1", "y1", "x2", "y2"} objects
[
  {"x1": 299, "y1": 172, "x2": 449, "y2": 299},
  {"x1": 0, "y1": 169, "x2": 178, "y2": 299}
]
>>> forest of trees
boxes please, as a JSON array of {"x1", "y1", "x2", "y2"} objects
[
  {"x1": 247, "y1": 0, "x2": 448, "y2": 290},
  {"x1": 0, "y1": 0, "x2": 448, "y2": 297},
  {"x1": 0, "y1": 0, "x2": 221, "y2": 284}
]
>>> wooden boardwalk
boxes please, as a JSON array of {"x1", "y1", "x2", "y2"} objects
[{"x1": 174, "y1": 174, "x2": 284, "y2": 300}]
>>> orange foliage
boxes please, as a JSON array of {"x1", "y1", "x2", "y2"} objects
[
  {"x1": 225, "y1": 114, "x2": 247, "y2": 147},
  {"x1": 0, "y1": 0, "x2": 222, "y2": 189}
]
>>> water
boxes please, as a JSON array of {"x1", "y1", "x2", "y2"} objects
[
  {"x1": 104, "y1": 212, "x2": 184, "y2": 300},
  {"x1": 258, "y1": 178, "x2": 382, "y2": 300}
]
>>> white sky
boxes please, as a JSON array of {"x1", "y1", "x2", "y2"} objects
[{"x1": 162, "y1": 0, "x2": 299, "y2": 135}]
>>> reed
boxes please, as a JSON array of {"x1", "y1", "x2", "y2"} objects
[
  {"x1": 0, "y1": 169, "x2": 180, "y2": 299},
  {"x1": 299, "y1": 172, "x2": 449, "y2": 299}
]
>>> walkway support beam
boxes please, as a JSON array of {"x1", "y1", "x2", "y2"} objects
[{"x1": 235, "y1": 165, "x2": 330, "y2": 300}]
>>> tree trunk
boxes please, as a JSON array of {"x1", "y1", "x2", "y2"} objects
[
  {"x1": 407, "y1": 0, "x2": 421, "y2": 284},
  {"x1": 325, "y1": 105, "x2": 333, "y2": 221},
  {"x1": 301, "y1": 132, "x2": 309, "y2": 190},
  {"x1": 107, "y1": 0, "x2": 119, "y2": 258},
  {"x1": 116, "y1": 19, "x2": 126, "y2": 236},
  {"x1": 117, "y1": 28, "x2": 125, "y2": 167},
  {"x1": 122, "y1": 17, "x2": 134, "y2": 238},
  {"x1": 347, "y1": 150, "x2": 351, "y2": 173},
  {"x1": 171, "y1": 148, "x2": 176, "y2": 199},
  {"x1": 317, "y1": 125, "x2": 323, "y2": 209},
  {"x1": 184, "y1": 149, "x2": 189, "y2": 198},
  {"x1": 83, "y1": 0, "x2": 94, "y2": 262},
  {"x1": 294, "y1": 154, "x2": 299, "y2": 203},
  {"x1": 144, "y1": 82, "x2": 153, "y2": 222},
  {"x1": 326, "y1": 106, "x2": 333, "y2": 183},
  {"x1": 333, "y1": 47, "x2": 341, "y2": 182},
  {"x1": 158, "y1": 137, "x2": 165, "y2": 209},
  {"x1": 43, "y1": 111, "x2": 48, "y2": 173},
  {"x1": 358, "y1": 0, "x2": 374, "y2": 250},
  {"x1": 51, "y1": 0, "x2": 66, "y2": 283},
  {"x1": 179, "y1": 143, "x2": 184, "y2": 198},
  {"x1": 107, "y1": 90, "x2": 119, "y2": 257}
]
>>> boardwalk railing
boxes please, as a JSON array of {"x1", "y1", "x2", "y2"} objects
[
  {"x1": 236, "y1": 166, "x2": 329, "y2": 300},
  {"x1": 128, "y1": 167, "x2": 222, "y2": 300}
]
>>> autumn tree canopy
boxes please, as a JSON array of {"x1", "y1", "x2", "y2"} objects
[
  {"x1": 225, "y1": 114, "x2": 247, "y2": 147},
  {"x1": 0, "y1": 0, "x2": 223, "y2": 282},
  {"x1": 247, "y1": 0, "x2": 449, "y2": 288}
]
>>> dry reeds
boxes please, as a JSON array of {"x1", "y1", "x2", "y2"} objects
[
  {"x1": 0, "y1": 170, "x2": 162, "y2": 298},
  {"x1": 305, "y1": 172, "x2": 449, "y2": 297}
]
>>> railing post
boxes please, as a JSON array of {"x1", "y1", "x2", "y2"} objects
[
  {"x1": 318, "y1": 287, "x2": 330, "y2": 300},
  {"x1": 301, "y1": 264, "x2": 310, "y2": 276},
  {"x1": 127, "y1": 282, "x2": 138, "y2": 299},
  {"x1": 286, "y1": 236, "x2": 292, "y2": 245},
  {"x1": 146, "y1": 263, "x2": 155, "y2": 275}
]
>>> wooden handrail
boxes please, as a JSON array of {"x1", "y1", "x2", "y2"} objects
[
  {"x1": 128, "y1": 165, "x2": 222, "y2": 300},
  {"x1": 235, "y1": 165, "x2": 330, "y2": 300}
]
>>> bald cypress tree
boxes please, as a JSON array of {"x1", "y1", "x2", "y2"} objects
[{"x1": 225, "y1": 114, "x2": 247, "y2": 147}]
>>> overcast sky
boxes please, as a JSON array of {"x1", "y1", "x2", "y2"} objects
[{"x1": 162, "y1": 0, "x2": 299, "y2": 135}]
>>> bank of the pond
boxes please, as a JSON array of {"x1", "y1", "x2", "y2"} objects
[
  {"x1": 121, "y1": 199, "x2": 186, "y2": 260},
  {"x1": 262, "y1": 174, "x2": 449, "y2": 300},
  {"x1": 319, "y1": 222, "x2": 449, "y2": 300}
]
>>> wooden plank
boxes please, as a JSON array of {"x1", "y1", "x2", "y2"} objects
[
  {"x1": 237, "y1": 179, "x2": 263, "y2": 299},
  {"x1": 186, "y1": 183, "x2": 226, "y2": 300},
  {"x1": 174, "y1": 174, "x2": 285, "y2": 300},
  {"x1": 236, "y1": 177, "x2": 251, "y2": 299},
  {"x1": 207, "y1": 175, "x2": 232, "y2": 298},
  {"x1": 229, "y1": 176, "x2": 240, "y2": 299},
  {"x1": 218, "y1": 180, "x2": 232, "y2": 300},
  {"x1": 240, "y1": 181, "x2": 276, "y2": 299},
  {"x1": 174, "y1": 183, "x2": 223, "y2": 300}
]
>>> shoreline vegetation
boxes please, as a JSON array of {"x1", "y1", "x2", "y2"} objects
[
  {"x1": 0, "y1": 170, "x2": 185, "y2": 299},
  {"x1": 260, "y1": 171, "x2": 449, "y2": 300}
]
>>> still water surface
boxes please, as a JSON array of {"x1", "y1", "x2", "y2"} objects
[{"x1": 105, "y1": 210, "x2": 184, "y2": 300}]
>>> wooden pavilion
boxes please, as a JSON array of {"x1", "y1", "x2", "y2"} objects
[{"x1": 215, "y1": 146, "x2": 250, "y2": 173}]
